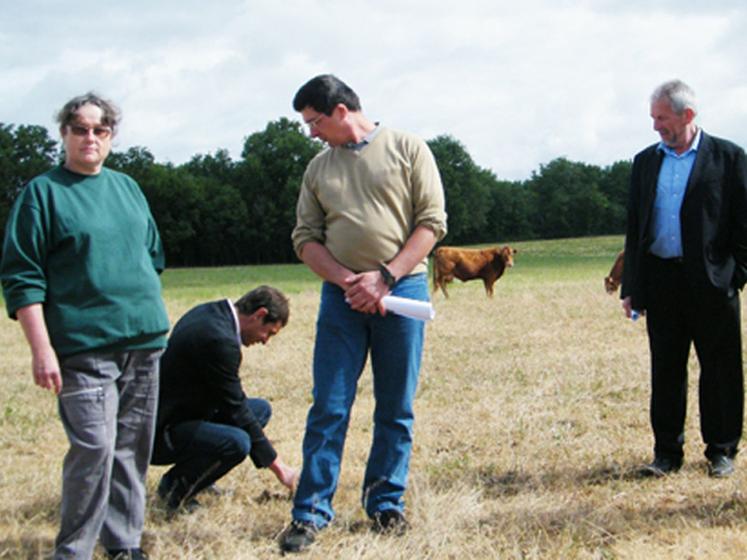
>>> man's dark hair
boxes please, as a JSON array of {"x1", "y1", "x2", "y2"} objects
[
  {"x1": 235, "y1": 285, "x2": 290, "y2": 326},
  {"x1": 292, "y1": 74, "x2": 361, "y2": 115}
]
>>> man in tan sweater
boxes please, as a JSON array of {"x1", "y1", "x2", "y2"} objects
[{"x1": 280, "y1": 74, "x2": 447, "y2": 553}]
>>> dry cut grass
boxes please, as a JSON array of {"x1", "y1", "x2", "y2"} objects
[{"x1": 2, "y1": 244, "x2": 747, "y2": 559}]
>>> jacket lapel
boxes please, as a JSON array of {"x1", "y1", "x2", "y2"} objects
[
  {"x1": 683, "y1": 131, "x2": 712, "y2": 206},
  {"x1": 640, "y1": 147, "x2": 663, "y2": 236}
]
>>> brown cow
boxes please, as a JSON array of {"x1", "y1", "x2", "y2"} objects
[
  {"x1": 604, "y1": 250, "x2": 625, "y2": 294},
  {"x1": 432, "y1": 245, "x2": 517, "y2": 298}
]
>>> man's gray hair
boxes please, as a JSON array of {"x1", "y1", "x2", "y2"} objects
[
  {"x1": 56, "y1": 92, "x2": 122, "y2": 134},
  {"x1": 651, "y1": 80, "x2": 698, "y2": 116}
]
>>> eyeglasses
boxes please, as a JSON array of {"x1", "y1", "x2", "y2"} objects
[
  {"x1": 67, "y1": 124, "x2": 112, "y2": 139},
  {"x1": 304, "y1": 113, "x2": 325, "y2": 130}
]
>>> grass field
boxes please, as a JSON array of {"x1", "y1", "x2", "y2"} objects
[{"x1": 2, "y1": 234, "x2": 747, "y2": 559}]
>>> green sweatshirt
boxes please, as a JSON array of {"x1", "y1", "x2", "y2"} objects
[{"x1": 1, "y1": 165, "x2": 169, "y2": 357}]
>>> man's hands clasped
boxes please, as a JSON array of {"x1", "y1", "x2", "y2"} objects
[{"x1": 343, "y1": 270, "x2": 390, "y2": 315}]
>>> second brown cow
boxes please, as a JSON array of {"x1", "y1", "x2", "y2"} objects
[
  {"x1": 604, "y1": 250, "x2": 625, "y2": 294},
  {"x1": 432, "y1": 245, "x2": 517, "y2": 298}
]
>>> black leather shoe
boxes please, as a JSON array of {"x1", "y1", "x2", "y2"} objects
[
  {"x1": 279, "y1": 520, "x2": 319, "y2": 553},
  {"x1": 372, "y1": 509, "x2": 409, "y2": 535},
  {"x1": 641, "y1": 455, "x2": 682, "y2": 477},
  {"x1": 106, "y1": 548, "x2": 149, "y2": 560},
  {"x1": 708, "y1": 454, "x2": 735, "y2": 478},
  {"x1": 157, "y1": 474, "x2": 201, "y2": 515}
]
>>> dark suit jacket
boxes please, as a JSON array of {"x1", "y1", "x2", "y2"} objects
[
  {"x1": 622, "y1": 131, "x2": 747, "y2": 310},
  {"x1": 153, "y1": 299, "x2": 277, "y2": 468}
]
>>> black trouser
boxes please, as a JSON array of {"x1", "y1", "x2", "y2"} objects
[
  {"x1": 152, "y1": 398, "x2": 271, "y2": 506},
  {"x1": 645, "y1": 255, "x2": 743, "y2": 460}
]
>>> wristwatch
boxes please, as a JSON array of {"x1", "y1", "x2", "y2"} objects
[{"x1": 378, "y1": 264, "x2": 397, "y2": 289}]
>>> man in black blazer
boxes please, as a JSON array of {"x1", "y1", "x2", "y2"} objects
[
  {"x1": 151, "y1": 285, "x2": 298, "y2": 513},
  {"x1": 622, "y1": 80, "x2": 747, "y2": 478}
]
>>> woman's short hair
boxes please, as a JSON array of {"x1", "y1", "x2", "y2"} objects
[{"x1": 56, "y1": 92, "x2": 122, "y2": 134}]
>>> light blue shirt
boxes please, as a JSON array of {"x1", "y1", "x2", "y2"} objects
[
  {"x1": 649, "y1": 129, "x2": 701, "y2": 258},
  {"x1": 343, "y1": 122, "x2": 381, "y2": 151}
]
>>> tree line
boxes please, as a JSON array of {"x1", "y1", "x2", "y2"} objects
[{"x1": 0, "y1": 119, "x2": 631, "y2": 266}]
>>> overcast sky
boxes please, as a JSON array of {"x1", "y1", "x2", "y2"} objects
[{"x1": 2, "y1": 1, "x2": 746, "y2": 180}]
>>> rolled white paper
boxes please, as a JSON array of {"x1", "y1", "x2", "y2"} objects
[{"x1": 381, "y1": 295, "x2": 435, "y2": 321}]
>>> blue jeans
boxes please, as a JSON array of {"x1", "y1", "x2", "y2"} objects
[
  {"x1": 292, "y1": 273, "x2": 428, "y2": 527},
  {"x1": 154, "y1": 398, "x2": 271, "y2": 505}
]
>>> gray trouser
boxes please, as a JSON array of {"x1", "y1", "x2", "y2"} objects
[{"x1": 53, "y1": 349, "x2": 161, "y2": 560}]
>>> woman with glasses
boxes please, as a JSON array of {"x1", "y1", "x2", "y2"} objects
[{"x1": 0, "y1": 93, "x2": 169, "y2": 560}]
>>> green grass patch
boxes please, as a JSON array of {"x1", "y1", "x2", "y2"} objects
[
  {"x1": 158, "y1": 235, "x2": 626, "y2": 300},
  {"x1": 160, "y1": 263, "x2": 321, "y2": 303}
]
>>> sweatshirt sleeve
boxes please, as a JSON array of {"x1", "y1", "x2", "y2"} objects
[
  {"x1": 410, "y1": 137, "x2": 448, "y2": 241},
  {"x1": 146, "y1": 214, "x2": 166, "y2": 274},
  {"x1": 1, "y1": 188, "x2": 49, "y2": 319},
  {"x1": 127, "y1": 176, "x2": 165, "y2": 274},
  {"x1": 292, "y1": 165, "x2": 327, "y2": 260}
]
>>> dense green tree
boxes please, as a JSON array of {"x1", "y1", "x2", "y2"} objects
[
  {"x1": 190, "y1": 178, "x2": 249, "y2": 266},
  {"x1": 0, "y1": 117, "x2": 634, "y2": 266},
  {"x1": 110, "y1": 147, "x2": 250, "y2": 265},
  {"x1": 527, "y1": 158, "x2": 609, "y2": 239},
  {"x1": 428, "y1": 135, "x2": 492, "y2": 244},
  {"x1": 107, "y1": 146, "x2": 156, "y2": 185},
  {"x1": 180, "y1": 150, "x2": 247, "y2": 264},
  {"x1": 485, "y1": 173, "x2": 536, "y2": 241},
  {"x1": 132, "y1": 164, "x2": 202, "y2": 266},
  {"x1": 238, "y1": 118, "x2": 321, "y2": 263},
  {"x1": 183, "y1": 148, "x2": 237, "y2": 186},
  {"x1": 0, "y1": 124, "x2": 59, "y2": 232},
  {"x1": 598, "y1": 160, "x2": 631, "y2": 233}
]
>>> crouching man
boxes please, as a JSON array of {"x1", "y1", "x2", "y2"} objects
[{"x1": 151, "y1": 285, "x2": 298, "y2": 513}]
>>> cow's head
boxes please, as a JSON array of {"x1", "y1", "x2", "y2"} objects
[
  {"x1": 604, "y1": 276, "x2": 619, "y2": 294},
  {"x1": 499, "y1": 246, "x2": 516, "y2": 267}
]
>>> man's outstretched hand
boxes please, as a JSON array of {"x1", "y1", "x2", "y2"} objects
[{"x1": 270, "y1": 458, "x2": 299, "y2": 493}]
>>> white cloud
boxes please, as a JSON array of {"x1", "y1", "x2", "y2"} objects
[{"x1": 1, "y1": 1, "x2": 745, "y2": 180}]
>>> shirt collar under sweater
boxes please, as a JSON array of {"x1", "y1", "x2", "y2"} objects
[
  {"x1": 226, "y1": 298, "x2": 242, "y2": 346},
  {"x1": 342, "y1": 122, "x2": 381, "y2": 151}
]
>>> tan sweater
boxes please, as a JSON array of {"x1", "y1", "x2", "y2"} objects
[{"x1": 292, "y1": 127, "x2": 447, "y2": 275}]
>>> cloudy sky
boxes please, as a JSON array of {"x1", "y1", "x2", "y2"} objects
[{"x1": 2, "y1": 1, "x2": 746, "y2": 180}]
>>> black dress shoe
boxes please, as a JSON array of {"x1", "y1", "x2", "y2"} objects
[
  {"x1": 372, "y1": 509, "x2": 409, "y2": 535},
  {"x1": 708, "y1": 454, "x2": 735, "y2": 478},
  {"x1": 641, "y1": 455, "x2": 682, "y2": 477},
  {"x1": 279, "y1": 520, "x2": 319, "y2": 553},
  {"x1": 157, "y1": 474, "x2": 201, "y2": 515}
]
